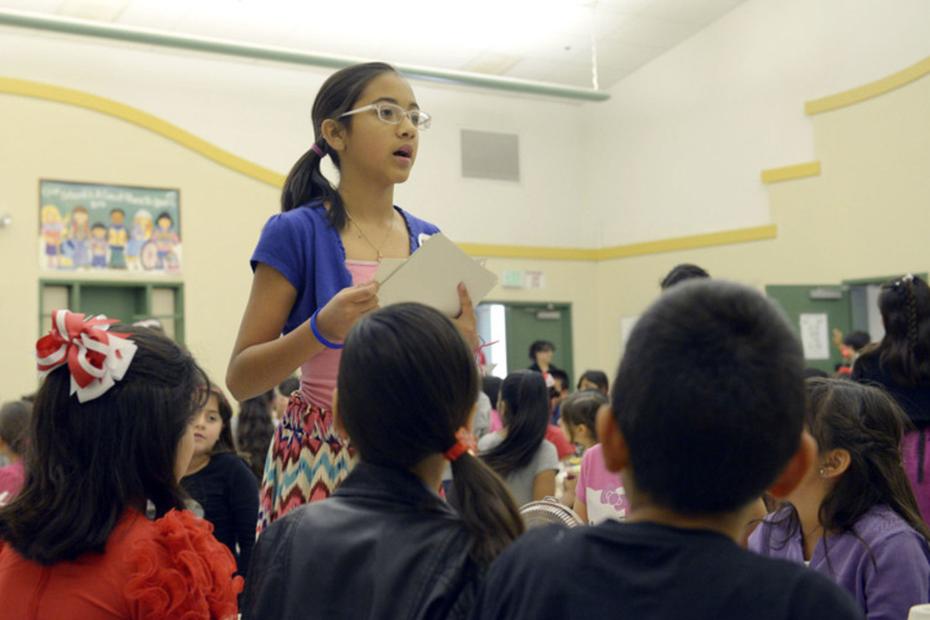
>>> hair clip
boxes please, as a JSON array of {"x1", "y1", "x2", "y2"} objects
[{"x1": 36, "y1": 310, "x2": 137, "y2": 403}]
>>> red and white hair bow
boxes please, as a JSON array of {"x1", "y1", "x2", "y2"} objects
[{"x1": 36, "y1": 310, "x2": 138, "y2": 403}]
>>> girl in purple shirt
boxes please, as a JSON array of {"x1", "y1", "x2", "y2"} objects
[{"x1": 750, "y1": 378, "x2": 930, "y2": 620}]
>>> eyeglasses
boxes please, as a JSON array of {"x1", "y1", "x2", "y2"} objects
[{"x1": 339, "y1": 102, "x2": 431, "y2": 129}]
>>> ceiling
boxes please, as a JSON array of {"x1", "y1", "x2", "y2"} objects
[{"x1": 1, "y1": 0, "x2": 746, "y2": 89}]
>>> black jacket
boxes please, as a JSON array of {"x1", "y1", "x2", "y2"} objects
[{"x1": 242, "y1": 462, "x2": 484, "y2": 620}]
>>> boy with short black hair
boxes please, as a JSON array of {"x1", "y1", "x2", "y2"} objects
[{"x1": 471, "y1": 280, "x2": 863, "y2": 620}]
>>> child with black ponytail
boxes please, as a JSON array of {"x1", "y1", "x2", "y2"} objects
[
  {"x1": 226, "y1": 63, "x2": 478, "y2": 532},
  {"x1": 242, "y1": 303, "x2": 522, "y2": 619},
  {"x1": 853, "y1": 274, "x2": 930, "y2": 524}
]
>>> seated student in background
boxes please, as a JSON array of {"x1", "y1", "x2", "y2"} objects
[
  {"x1": 576, "y1": 369, "x2": 609, "y2": 395},
  {"x1": 482, "y1": 376, "x2": 504, "y2": 434},
  {"x1": 750, "y1": 378, "x2": 930, "y2": 619},
  {"x1": 243, "y1": 304, "x2": 523, "y2": 620},
  {"x1": 0, "y1": 401, "x2": 31, "y2": 507},
  {"x1": 479, "y1": 370, "x2": 559, "y2": 505},
  {"x1": 273, "y1": 375, "x2": 300, "y2": 423},
  {"x1": 472, "y1": 281, "x2": 863, "y2": 620},
  {"x1": 0, "y1": 312, "x2": 241, "y2": 619},
  {"x1": 556, "y1": 390, "x2": 604, "y2": 510},
  {"x1": 660, "y1": 262, "x2": 709, "y2": 290},
  {"x1": 236, "y1": 390, "x2": 275, "y2": 480},
  {"x1": 560, "y1": 391, "x2": 629, "y2": 524},
  {"x1": 181, "y1": 383, "x2": 259, "y2": 580}
]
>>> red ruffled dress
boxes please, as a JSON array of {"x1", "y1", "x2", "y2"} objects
[{"x1": 0, "y1": 508, "x2": 242, "y2": 620}]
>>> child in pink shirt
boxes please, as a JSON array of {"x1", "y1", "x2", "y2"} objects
[
  {"x1": 560, "y1": 390, "x2": 629, "y2": 524},
  {"x1": 0, "y1": 401, "x2": 30, "y2": 507},
  {"x1": 575, "y1": 444, "x2": 628, "y2": 524}
]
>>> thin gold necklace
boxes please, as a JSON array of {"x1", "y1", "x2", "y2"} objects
[{"x1": 346, "y1": 210, "x2": 396, "y2": 262}]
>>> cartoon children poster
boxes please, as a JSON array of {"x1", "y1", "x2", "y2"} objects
[{"x1": 38, "y1": 180, "x2": 181, "y2": 273}]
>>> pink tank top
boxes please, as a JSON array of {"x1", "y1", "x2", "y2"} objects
[{"x1": 300, "y1": 260, "x2": 380, "y2": 410}]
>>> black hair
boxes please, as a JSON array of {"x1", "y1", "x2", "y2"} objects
[
  {"x1": 804, "y1": 367, "x2": 830, "y2": 379},
  {"x1": 614, "y1": 279, "x2": 806, "y2": 514},
  {"x1": 109, "y1": 208, "x2": 125, "y2": 216},
  {"x1": 339, "y1": 303, "x2": 523, "y2": 565},
  {"x1": 843, "y1": 330, "x2": 871, "y2": 352},
  {"x1": 660, "y1": 263, "x2": 710, "y2": 290},
  {"x1": 764, "y1": 379, "x2": 930, "y2": 560},
  {"x1": 0, "y1": 326, "x2": 207, "y2": 564},
  {"x1": 548, "y1": 368, "x2": 569, "y2": 392},
  {"x1": 577, "y1": 369, "x2": 609, "y2": 394},
  {"x1": 528, "y1": 340, "x2": 555, "y2": 361},
  {"x1": 281, "y1": 61, "x2": 399, "y2": 230},
  {"x1": 277, "y1": 376, "x2": 300, "y2": 399},
  {"x1": 156, "y1": 211, "x2": 173, "y2": 226},
  {"x1": 201, "y1": 383, "x2": 236, "y2": 455},
  {"x1": 0, "y1": 401, "x2": 31, "y2": 457},
  {"x1": 860, "y1": 275, "x2": 930, "y2": 387},
  {"x1": 481, "y1": 376, "x2": 503, "y2": 409},
  {"x1": 559, "y1": 390, "x2": 607, "y2": 444},
  {"x1": 482, "y1": 370, "x2": 550, "y2": 479},
  {"x1": 91, "y1": 222, "x2": 106, "y2": 231},
  {"x1": 236, "y1": 391, "x2": 275, "y2": 480}
]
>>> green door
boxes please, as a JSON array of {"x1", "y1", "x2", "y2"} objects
[
  {"x1": 504, "y1": 303, "x2": 574, "y2": 383},
  {"x1": 765, "y1": 285, "x2": 851, "y2": 374},
  {"x1": 79, "y1": 285, "x2": 147, "y2": 323}
]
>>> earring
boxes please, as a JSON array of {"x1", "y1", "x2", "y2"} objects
[{"x1": 818, "y1": 467, "x2": 827, "y2": 477}]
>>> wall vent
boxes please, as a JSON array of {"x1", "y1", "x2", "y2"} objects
[{"x1": 461, "y1": 129, "x2": 520, "y2": 182}]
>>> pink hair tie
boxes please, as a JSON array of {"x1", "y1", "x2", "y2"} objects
[
  {"x1": 36, "y1": 310, "x2": 137, "y2": 403},
  {"x1": 311, "y1": 143, "x2": 325, "y2": 157}
]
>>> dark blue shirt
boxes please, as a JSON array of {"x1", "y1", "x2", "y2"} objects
[
  {"x1": 471, "y1": 520, "x2": 863, "y2": 620},
  {"x1": 250, "y1": 202, "x2": 440, "y2": 334}
]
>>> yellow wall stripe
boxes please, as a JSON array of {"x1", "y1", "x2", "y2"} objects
[
  {"x1": 596, "y1": 224, "x2": 777, "y2": 260},
  {"x1": 2, "y1": 77, "x2": 777, "y2": 262},
  {"x1": 805, "y1": 55, "x2": 930, "y2": 116},
  {"x1": 760, "y1": 161, "x2": 821, "y2": 184},
  {"x1": 461, "y1": 225, "x2": 778, "y2": 261},
  {"x1": 0, "y1": 77, "x2": 286, "y2": 188}
]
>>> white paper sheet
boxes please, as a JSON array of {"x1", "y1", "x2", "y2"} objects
[
  {"x1": 375, "y1": 233, "x2": 498, "y2": 316},
  {"x1": 799, "y1": 313, "x2": 830, "y2": 360}
]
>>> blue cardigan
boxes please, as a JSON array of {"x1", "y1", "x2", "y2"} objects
[{"x1": 250, "y1": 202, "x2": 440, "y2": 335}]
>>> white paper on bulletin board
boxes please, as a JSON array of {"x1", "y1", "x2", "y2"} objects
[{"x1": 799, "y1": 313, "x2": 830, "y2": 360}]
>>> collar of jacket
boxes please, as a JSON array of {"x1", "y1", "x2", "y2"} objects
[{"x1": 334, "y1": 461, "x2": 456, "y2": 514}]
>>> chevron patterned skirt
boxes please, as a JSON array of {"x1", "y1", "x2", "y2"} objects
[{"x1": 256, "y1": 390, "x2": 357, "y2": 535}]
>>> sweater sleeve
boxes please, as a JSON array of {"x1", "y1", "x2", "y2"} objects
[
  {"x1": 227, "y1": 456, "x2": 260, "y2": 580},
  {"x1": 862, "y1": 530, "x2": 930, "y2": 620}
]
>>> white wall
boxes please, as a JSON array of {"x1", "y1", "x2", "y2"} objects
[
  {"x1": 585, "y1": 0, "x2": 930, "y2": 246},
  {"x1": 0, "y1": 26, "x2": 596, "y2": 248}
]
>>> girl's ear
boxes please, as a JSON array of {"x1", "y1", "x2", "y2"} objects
[
  {"x1": 769, "y1": 430, "x2": 817, "y2": 498},
  {"x1": 321, "y1": 119, "x2": 347, "y2": 154},
  {"x1": 820, "y1": 448, "x2": 851, "y2": 479},
  {"x1": 596, "y1": 406, "x2": 628, "y2": 473}
]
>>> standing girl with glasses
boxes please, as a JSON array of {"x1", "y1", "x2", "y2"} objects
[{"x1": 226, "y1": 62, "x2": 478, "y2": 533}]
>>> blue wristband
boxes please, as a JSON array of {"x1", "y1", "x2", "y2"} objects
[{"x1": 310, "y1": 310, "x2": 343, "y2": 350}]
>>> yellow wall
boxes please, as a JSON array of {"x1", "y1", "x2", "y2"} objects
[
  {"x1": 2, "y1": 57, "x2": 929, "y2": 398},
  {"x1": 594, "y1": 67, "x2": 930, "y2": 371},
  {"x1": 0, "y1": 92, "x2": 601, "y2": 398},
  {"x1": 0, "y1": 94, "x2": 278, "y2": 398}
]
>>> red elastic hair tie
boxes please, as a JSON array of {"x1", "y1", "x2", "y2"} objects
[{"x1": 444, "y1": 441, "x2": 469, "y2": 462}]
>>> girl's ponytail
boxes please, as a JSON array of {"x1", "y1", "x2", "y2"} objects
[
  {"x1": 448, "y1": 452, "x2": 524, "y2": 565},
  {"x1": 281, "y1": 139, "x2": 345, "y2": 229}
]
